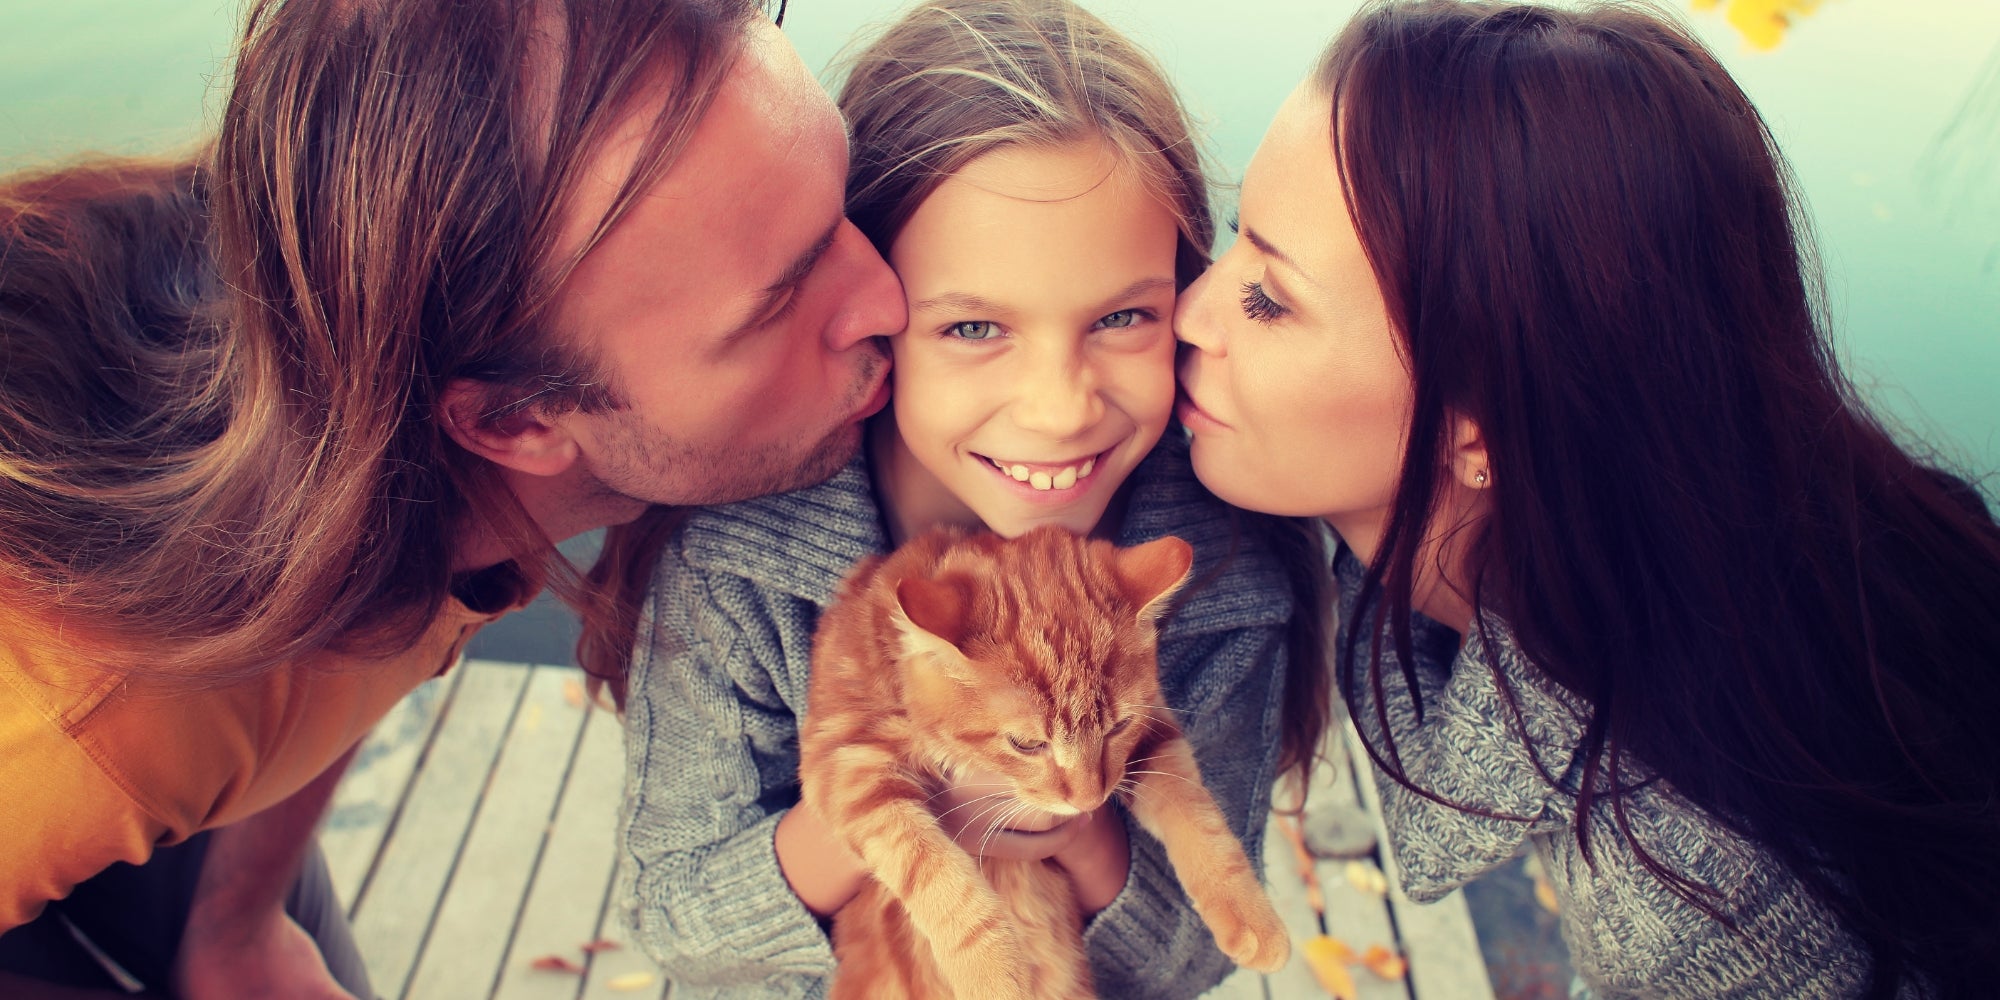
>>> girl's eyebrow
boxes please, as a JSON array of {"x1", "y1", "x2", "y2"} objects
[
  {"x1": 1090, "y1": 276, "x2": 1174, "y2": 311},
  {"x1": 911, "y1": 290, "x2": 1009, "y2": 316},
  {"x1": 913, "y1": 276, "x2": 1174, "y2": 317}
]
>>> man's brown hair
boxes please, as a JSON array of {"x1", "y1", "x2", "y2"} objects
[{"x1": 0, "y1": 0, "x2": 768, "y2": 678}]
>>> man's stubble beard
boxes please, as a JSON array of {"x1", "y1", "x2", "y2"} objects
[{"x1": 583, "y1": 347, "x2": 888, "y2": 509}]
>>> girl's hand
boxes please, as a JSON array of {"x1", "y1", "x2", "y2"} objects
[
  {"x1": 930, "y1": 768, "x2": 1088, "y2": 861},
  {"x1": 1050, "y1": 807, "x2": 1131, "y2": 915}
]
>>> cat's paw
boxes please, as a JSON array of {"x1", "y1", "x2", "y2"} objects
[{"x1": 1201, "y1": 888, "x2": 1291, "y2": 973}]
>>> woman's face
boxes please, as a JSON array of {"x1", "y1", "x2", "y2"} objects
[{"x1": 1174, "y1": 82, "x2": 1414, "y2": 559}]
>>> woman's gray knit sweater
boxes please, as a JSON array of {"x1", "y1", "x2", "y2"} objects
[
  {"x1": 1334, "y1": 549, "x2": 1897, "y2": 998},
  {"x1": 617, "y1": 436, "x2": 1296, "y2": 999}
]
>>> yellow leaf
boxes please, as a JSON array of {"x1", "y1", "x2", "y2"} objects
[
  {"x1": 1361, "y1": 944, "x2": 1409, "y2": 981},
  {"x1": 1534, "y1": 872, "x2": 1560, "y2": 914},
  {"x1": 1343, "y1": 859, "x2": 1388, "y2": 897},
  {"x1": 606, "y1": 971, "x2": 656, "y2": 992},
  {"x1": 1303, "y1": 936, "x2": 1359, "y2": 999},
  {"x1": 563, "y1": 677, "x2": 587, "y2": 709}
]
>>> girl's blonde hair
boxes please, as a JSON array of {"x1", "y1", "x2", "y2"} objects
[{"x1": 835, "y1": 0, "x2": 1215, "y2": 286}]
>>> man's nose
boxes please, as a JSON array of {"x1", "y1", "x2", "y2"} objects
[{"x1": 823, "y1": 219, "x2": 907, "y2": 353}]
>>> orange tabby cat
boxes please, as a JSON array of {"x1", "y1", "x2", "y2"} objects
[{"x1": 799, "y1": 525, "x2": 1290, "y2": 1000}]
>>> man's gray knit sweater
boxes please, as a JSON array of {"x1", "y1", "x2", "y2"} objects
[
  {"x1": 618, "y1": 436, "x2": 1295, "y2": 999},
  {"x1": 1334, "y1": 550, "x2": 1897, "y2": 998}
]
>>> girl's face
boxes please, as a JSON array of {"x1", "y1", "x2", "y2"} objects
[
  {"x1": 1173, "y1": 83, "x2": 1414, "y2": 559},
  {"x1": 878, "y1": 140, "x2": 1179, "y2": 539}
]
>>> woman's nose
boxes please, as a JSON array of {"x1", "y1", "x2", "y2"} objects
[{"x1": 1172, "y1": 266, "x2": 1226, "y2": 357}]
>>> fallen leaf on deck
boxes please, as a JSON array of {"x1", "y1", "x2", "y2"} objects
[
  {"x1": 606, "y1": 971, "x2": 657, "y2": 991},
  {"x1": 530, "y1": 955, "x2": 585, "y2": 974},
  {"x1": 1343, "y1": 859, "x2": 1388, "y2": 897},
  {"x1": 563, "y1": 677, "x2": 588, "y2": 708},
  {"x1": 1303, "y1": 935, "x2": 1359, "y2": 999},
  {"x1": 1361, "y1": 944, "x2": 1408, "y2": 980},
  {"x1": 580, "y1": 938, "x2": 622, "y2": 954}
]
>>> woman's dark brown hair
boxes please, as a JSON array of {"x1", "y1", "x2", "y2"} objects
[{"x1": 1322, "y1": 2, "x2": 2000, "y2": 995}]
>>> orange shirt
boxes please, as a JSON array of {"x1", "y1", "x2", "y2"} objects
[{"x1": 0, "y1": 594, "x2": 520, "y2": 932}]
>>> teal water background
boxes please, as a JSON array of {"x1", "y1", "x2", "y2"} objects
[{"x1": 4, "y1": 0, "x2": 1995, "y2": 482}]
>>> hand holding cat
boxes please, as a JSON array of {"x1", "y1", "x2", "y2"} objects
[{"x1": 929, "y1": 766, "x2": 1088, "y2": 860}]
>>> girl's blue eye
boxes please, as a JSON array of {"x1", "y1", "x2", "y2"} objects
[
  {"x1": 1096, "y1": 309, "x2": 1140, "y2": 330},
  {"x1": 948, "y1": 321, "x2": 999, "y2": 341}
]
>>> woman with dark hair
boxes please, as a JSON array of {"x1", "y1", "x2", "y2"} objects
[{"x1": 1174, "y1": 1, "x2": 2000, "y2": 997}]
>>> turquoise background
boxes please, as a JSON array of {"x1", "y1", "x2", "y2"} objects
[{"x1": 4, "y1": 0, "x2": 1995, "y2": 483}]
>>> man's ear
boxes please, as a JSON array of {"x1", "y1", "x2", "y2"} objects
[
  {"x1": 439, "y1": 378, "x2": 581, "y2": 478},
  {"x1": 1447, "y1": 410, "x2": 1492, "y2": 491}
]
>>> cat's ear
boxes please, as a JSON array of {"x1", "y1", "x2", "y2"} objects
[
  {"x1": 1113, "y1": 536, "x2": 1194, "y2": 623},
  {"x1": 893, "y1": 575, "x2": 974, "y2": 675}
]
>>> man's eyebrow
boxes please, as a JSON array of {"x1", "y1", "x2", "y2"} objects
[
  {"x1": 1242, "y1": 226, "x2": 1315, "y2": 287},
  {"x1": 731, "y1": 216, "x2": 841, "y2": 335}
]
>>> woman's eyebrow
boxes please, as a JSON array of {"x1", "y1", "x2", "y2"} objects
[{"x1": 1242, "y1": 226, "x2": 1318, "y2": 289}]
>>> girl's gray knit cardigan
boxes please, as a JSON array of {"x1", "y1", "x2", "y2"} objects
[
  {"x1": 1333, "y1": 549, "x2": 1903, "y2": 998},
  {"x1": 617, "y1": 436, "x2": 1296, "y2": 999}
]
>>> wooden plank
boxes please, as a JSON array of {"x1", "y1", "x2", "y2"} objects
[
  {"x1": 1203, "y1": 966, "x2": 1269, "y2": 999},
  {"x1": 577, "y1": 905, "x2": 671, "y2": 1000},
  {"x1": 323, "y1": 667, "x2": 465, "y2": 909},
  {"x1": 406, "y1": 665, "x2": 594, "y2": 1000},
  {"x1": 1344, "y1": 721, "x2": 1496, "y2": 1000},
  {"x1": 1310, "y1": 741, "x2": 1414, "y2": 1000},
  {"x1": 1259, "y1": 739, "x2": 1411, "y2": 1000},
  {"x1": 350, "y1": 660, "x2": 532, "y2": 999},
  {"x1": 492, "y1": 693, "x2": 629, "y2": 1000}
]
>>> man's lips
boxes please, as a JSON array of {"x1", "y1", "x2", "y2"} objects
[{"x1": 851, "y1": 373, "x2": 891, "y2": 422}]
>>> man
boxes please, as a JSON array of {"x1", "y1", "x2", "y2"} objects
[{"x1": 0, "y1": 0, "x2": 902, "y2": 996}]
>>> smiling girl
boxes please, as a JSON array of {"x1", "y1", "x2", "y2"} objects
[{"x1": 614, "y1": 2, "x2": 1327, "y2": 997}]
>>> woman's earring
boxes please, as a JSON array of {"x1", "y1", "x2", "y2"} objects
[{"x1": 1474, "y1": 469, "x2": 1489, "y2": 487}]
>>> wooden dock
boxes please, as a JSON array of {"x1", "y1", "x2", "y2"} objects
[{"x1": 325, "y1": 659, "x2": 1495, "y2": 999}]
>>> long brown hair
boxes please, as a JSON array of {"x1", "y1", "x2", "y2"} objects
[
  {"x1": 0, "y1": 0, "x2": 767, "y2": 680},
  {"x1": 1323, "y1": 2, "x2": 2000, "y2": 994},
  {"x1": 826, "y1": 0, "x2": 1331, "y2": 786}
]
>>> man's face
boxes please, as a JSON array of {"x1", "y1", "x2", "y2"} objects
[{"x1": 547, "y1": 20, "x2": 904, "y2": 512}]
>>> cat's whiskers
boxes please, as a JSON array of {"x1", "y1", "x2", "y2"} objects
[
  {"x1": 933, "y1": 790, "x2": 1015, "y2": 823},
  {"x1": 924, "y1": 780, "x2": 1009, "y2": 809}
]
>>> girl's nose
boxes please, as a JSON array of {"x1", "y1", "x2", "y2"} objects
[{"x1": 1012, "y1": 349, "x2": 1104, "y2": 439}]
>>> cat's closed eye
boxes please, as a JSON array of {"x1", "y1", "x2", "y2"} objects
[
  {"x1": 1007, "y1": 734, "x2": 1049, "y2": 754},
  {"x1": 1108, "y1": 716, "x2": 1134, "y2": 736}
]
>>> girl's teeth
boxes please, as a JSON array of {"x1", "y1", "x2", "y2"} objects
[{"x1": 987, "y1": 455, "x2": 1097, "y2": 491}]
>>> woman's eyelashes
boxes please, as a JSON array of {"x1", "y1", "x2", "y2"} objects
[{"x1": 1239, "y1": 280, "x2": 1289, "y2": 323}]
